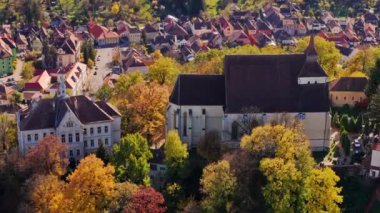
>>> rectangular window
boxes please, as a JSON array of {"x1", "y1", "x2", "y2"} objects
[
  {"x1": 90, "y1": 140, "x2": 94, "y2": 147},
  {"x1": 61, "y1": 134, "x2": 66, "y2": 143},
  {"x1": 76, "y1": 133, "x2": 80, "y2": 142},
  {"x1": 97, "y1": 127, "x2": 101, "y2": 134},
  {"x1": 105, "y1": 126, "x2": 108, "y2": 133},
  {"x1": 35, "y1": 134, "x2": 38, "y2": 141},
  {"x1": 98, "y1": 139, "x2": 102, "y2": 146},
  {"x1": 68, "y1": 134, "x2": 73, "y2": 143},
  {"x1": 150, "y1": 164, "x2": 157, "y2": 171},
  {"x1": 69, "y1": 150, "x2": 73, "y2": 157},
  {"x1": 105, "y1": 138, "x2": 109, "y2": 145},
  {"x1": 27, "y1": 134, "x2": 31, "y2": 142},
  {"x1": 202, "y1": 109, "x2": 206, "y2": 115},
  {"x1": 43, "y1": 133, "x2": 47, "y2": 138},
  {"x1": 84, "y1": 128, "x2": 87, "y2": 135},
  {"x1": 50, "y1": 132, "x2": 54, "y2": 135},
  {"x1": 84, "y1": 140, "x2": 88, "y2": 147},
  {"x1": 90, "y1": 128, "x2": 94, "y2": 134},
  {"x1": 76, "y1": 149, "x2": 80, "y2": 156}
]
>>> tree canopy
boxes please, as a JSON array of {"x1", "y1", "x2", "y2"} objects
[{"x1": 112, "y1": 133, "x2": 153, "y2": 185}]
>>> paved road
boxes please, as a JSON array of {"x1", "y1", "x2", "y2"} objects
[{"x1": 88, "y1": 47, "x2": 116, "y2": 94}]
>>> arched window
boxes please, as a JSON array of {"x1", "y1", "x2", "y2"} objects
[{"x1": 183, "y1": 112, "x2": 187, "y2": 136}]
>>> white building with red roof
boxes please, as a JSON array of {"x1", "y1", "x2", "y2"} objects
[{"x1": 88, "y1": 22, "x2": 119, "y2": 47}]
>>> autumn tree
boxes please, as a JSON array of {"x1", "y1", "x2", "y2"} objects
[
  {"x1": 292, "y1": 36, "x2": 341, "y2": 79},
  {"x1": 0, "y1": 114, "x2": 17, "y2": 152},
  {"x1": 111, "y1": 2, "x2": 120, "y2": 15},
  {"x1": 117, "y1": 82, "x2": 169, "y2": 143},
  {"x1": 130, "y1": 187, "x2": 167, "y2": 213},
  {"x1": 29, "y1": 175, "x2": 65, "y2": 212},
  {"x1": 200, "y1": 160, "x2": 237, "y2": 212},
  {"x1": 304, "y1": 167, "x2": 342, "y2": 212},
  {"x1": 109, "y1": 182, "x2": 139, "y2": 212},
  {"x1": 147, "y1": 56, "x2": 180, "y2": 85},
  {"x1": 25, "y1": 135, "x2": 68, "y2": 176},
  {"x1": 343, "y1": 47, "x2": 380, "y2": 76},
  {"x1": 197, "y1": 130, "x2": 224, "y2": 162},
  {"x1": 223, "y1": 149, "x2": 266, "y2": 211},
  {"x1": 164, "y1": 130, "x2": 189, "y2": 181},
  {"x1": 65, "y1": 155, "x2": 116, "y2": 212},
  {"x1": 22, "y1": 61, "x2": 35, "y2": 81},
  {"x1": 96, "y1": 84, "x2": 113, "y2": 101},
  {"x1": 241, "y1": 125, "x2": 342, "y2": 212},
  {"x1": 112, "y1": 133, "x2": 153, "y2": 185}
]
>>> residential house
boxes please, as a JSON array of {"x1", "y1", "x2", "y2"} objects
[
  {"x1": 120, "y1": 48, "x2": 154, "y2": 74},
  {"x1": 166, "y1": 36, "x2": 331, "y2": 151},
  {"x1": 327, "y1": 20, "x2": 342, "y2": 34},
  {"x1": 0, "y1": 84, "x2": 14, "y2": 105},
  {"x1": 370, "y1": 141, "x2": 380, "y2": 178},
  {"x1": 192, "y1": 19, "x2": 214, "y2": 36},
  {"x1": 217, "y1": 17, "x2": 234, "y2": 37},
  {"x1": 329, "y1": 77, "x2": 367, "y2": 107},
  {"x1": 54, "y1": 30, "x2": 81, "y2": 67},
  {"x1": 23, "y1": 70, "x2": 51, "y2": 101},
  {"x1": 144, "y1": 24, "x2": 160, "y2": 42},
  {"x1": 49, "y1": 62, "x2": 88, "y2": 96},
  {"x1": 116, "y1": 21, "x2": 142, "y2": 44},
  {"x1": 88, "y1": 23, "x2": 119, "y2": 47},
  {"x1": 15, "y1": 33, "x2": 28, "y2": 51},
  {"x1": 274, "y1": 30, "x2": 297, "y2": 46},
  {"x1": 0, "y1": 39, "x2": 14, "y2": 77},
  {"x1": 17, "y1": 79, "x2": 121, "y2": 162},
  {"x1": 282, "y1": 18, "x2": 307, "y2": 36}
]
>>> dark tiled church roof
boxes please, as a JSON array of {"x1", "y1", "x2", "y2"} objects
[
  {"x1": 170, "y1": 74, "x2": 225, "y2": 106},
  {"x1": 19, "y1": 96, "x2": 117, "y2": 131},
  {"x1": 330, "y1": 77, "x2": 368, "y2": 92},
  {"x1": 224, "y1": 54, "x2": 329, "y2": 113}
]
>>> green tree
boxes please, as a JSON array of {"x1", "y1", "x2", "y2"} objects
[
  {"x1": 112, "y1": 72, "x2": 144, "y2": 100},
  {"x1": 96, "y1": 84, "x2": 113, "y2": 101},
  {"x1": 164, "y1": 130, "x2": 189, "y2": 181},
  {"x1": 369, "y1": 90, "x2": 380, "y2": 124},
  {"x1": 332, "y1": 113, "x2": 340, "y2": 128},
  {"x1": 340, "y1": 130, "x2": 351, "y2": 156},
  {"x1": 112, "y1": 133, "x2": 153, "y2": 185},
  {"x1": 340, "y1": 114, "x2": 350, "y2": 131},
  {"x1": 0, "y1": 114, "x2": 17, "y2": 151},
  {"x1": 147, "y1": 57, "x2": 180, "y2": 85},
  {"x1": 200, "y1": 160, "x2": 237, "y2": 213},
  {"x1": 42, "y1": 41, "x2": 57, "y2": 69},
  {"x1": 96, "y1": 142, "x2": 110, "y2": 164},
  {"x1": 366, "y1": 59, "x2": 380, "y2": 97},
  {"x1": 197, "y1": 130, "x2": 223, "y2": 163}
]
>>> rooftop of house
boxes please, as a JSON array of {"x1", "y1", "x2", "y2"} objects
[
  {"x1": 330, "y1": 77, "x2": 368, "y2": 92},
  {"x1": 19, "y1": 95, "x2": 119, "y2": 131}
]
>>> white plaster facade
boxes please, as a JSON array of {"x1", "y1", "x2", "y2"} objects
[{"x1": 166, "y1": 103, "x2": 331, "y2": 151}]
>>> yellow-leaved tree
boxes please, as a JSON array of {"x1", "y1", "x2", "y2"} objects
[
  {"x1": 65, "y1": 154, "x2": 116, "y2": 212},
  {"x1": 292, "y1": 36, "x2": 342, "y2": 79},
  {"x1": 241, "y1": 125, "x2": 342, "y2": 212}
]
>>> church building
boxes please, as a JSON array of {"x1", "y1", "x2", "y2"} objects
[{"x1": 166, "y1": 36, "x2": 331, "y2": 151}]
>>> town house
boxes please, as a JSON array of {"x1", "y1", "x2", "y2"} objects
[{"x1": 17, "y1": 77, "x2": 121, "y2": 162}]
